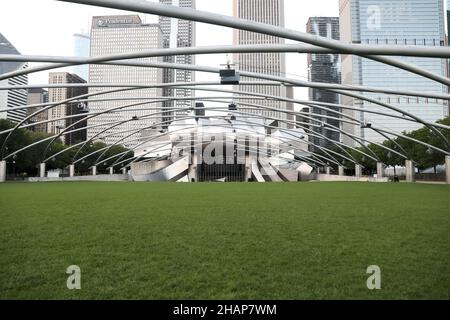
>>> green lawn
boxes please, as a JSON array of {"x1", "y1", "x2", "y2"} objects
[{"x1": 0, "y1": 182, "x2": 449, "y2": 300}]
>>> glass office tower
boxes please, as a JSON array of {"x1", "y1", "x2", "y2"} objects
[
  {"x1": 340, "y1": 0, "x2": 447, "y2": 146},
  {"x1": 159, "y1": 0, "x2": 196, "y2": 123},
  {"x1": 72, "y1": 32, "x2": 90, "y2": 81},
  {"x1": 306, "y1": 17, "x2": 341, "y2": 150}
]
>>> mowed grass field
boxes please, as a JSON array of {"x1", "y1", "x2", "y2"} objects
[{"x1": 0, "y1": 182, "x2": 449, "y2": 300}]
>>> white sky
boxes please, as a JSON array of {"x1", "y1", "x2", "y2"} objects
[{"x1": 0, "y1": 0, "x2": 341, "y2": 103}]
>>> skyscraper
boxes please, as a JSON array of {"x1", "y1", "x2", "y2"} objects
[
  {"x1": 159, "y1": 0, "x2": 196, "y2": 124},
  {"x1": 73, "y1": 32, "x2": 90, "y2": 81},
  {"x1": 447, "y1": 0, "x2": 450, "y2": 49},
  {"x1": 232, "y1": 0, "x2": 293, "y2": 129},
  {"x1": 0, "y1": 33, "x2": 28, "y2": 123},
  {"x1": 27, "y1": 88, "x2": 48, "y2": 133},
  {"x1": 48, "y1": 72, "x2": 87, "y2": 145},
  {"x1": 306, "y1": 17, "x2": 341, "y2": 150},
  {"x1": 447, "y1": 0, "x2": 450, "y2": 117},
  {"x1": 88, "y1": 15, "x2": 164, "y2": 146},
  {"x1": 339, "y1": 0, "x2": 447, "y2": 146}
]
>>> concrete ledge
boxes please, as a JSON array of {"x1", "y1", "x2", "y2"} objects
[
  {"x1": 317, "y1": 174, "x2": 389, "y2": 183},
  {"x1": 28, "y1": 174, "x2": 129, "y2": 182},
  {"x1": 25, "y1": 174, "x2": 392, "y2": 183}
]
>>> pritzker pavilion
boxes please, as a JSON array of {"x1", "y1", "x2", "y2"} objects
[{"x1": 1, "y1": 0, "x2": 450, "y2": 183}]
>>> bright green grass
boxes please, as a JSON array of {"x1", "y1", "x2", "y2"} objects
[{"x1": 0, "y1": 182, "x2": 449, "y2": 300}]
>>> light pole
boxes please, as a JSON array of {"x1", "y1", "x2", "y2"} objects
[{"x1": 12, "y1": 154, "x2": 17, "y2": 179}]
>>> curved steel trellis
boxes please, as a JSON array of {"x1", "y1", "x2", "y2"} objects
[
  {"x1": 41, "y1": 108, "x2": 351, "y2": 169},
  {"x1": 1, "y1": 44, "x2": 450, "y2": 87},
  {"x1": 43, "y1": 101, "x2": 399, "y2": 171},
  {"x1": 2, "y1": 52, "x2": 450, "y2": 148},
  {"x1": 26, "y1": 105, "x2": 343, "y2": 170},
  {"x1": 2, "y1": 57, "x2": 449, "y2": 149},
  {"x1": 2, "y1": 79, "x2": 449, "y2": 158},
  {"x1": 66, "y1": 119, "x2": 330, "y2": 170},
  {"x1": 51, "y1": 0, "x2": 450, "y2": 148},
  {"x1": 109, "y1": 120, "x2": 344, "y2": 170},
  {"x1": 33, "y1": 93, "x2": 410, "y2": 169},
  {"x1": 40, "y1": 107, "x2": 360, "y2": 170},
  {"x1": 1, "y1": 83, "x2": 448, "y2": 165},
  {"x1": 0, "y1": 0, "x2": 448, "y2": 179},
  {"x1": 1, "y1": 87, "x2": 448, "y2": 166}
]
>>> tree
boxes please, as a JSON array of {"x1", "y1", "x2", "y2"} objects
[{"x1": 0, "y1": 119, "x2": 131, "y2": 176}]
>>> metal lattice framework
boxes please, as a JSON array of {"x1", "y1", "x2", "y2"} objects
[{"x1": 1, "y1": 0, "x2": 449, "y2": 181}]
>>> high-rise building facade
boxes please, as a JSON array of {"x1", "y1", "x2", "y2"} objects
[
  {"x1": 447, "y1": 0, "x2": 450, "y2": 51},
  {"x1": 306, "y1": 17, "x2": 341, "y2": 150},
  {"x1": 0, "y1": 33, "x2": 28, "y2": 123},
  {"x1": 73, "y1": 32, "x2": 90, "y2": 81},
  {"x1": 232, "y1": 0, "x2": 293, "y2": 128},
  {"x1": 159, "y1": 0, "x2": 196, "y2": 125},
  {"x1": 340, "y1": 0, "x2": 447, "y2": 146},
  {"x1": 48, "y1": 72, "x2": 87, "y2": 145},
  {"x1": 27, "y1": 88, "x2": 48, "y2": 133},
  {"x1": 88, "y1": 15, "x2": 164, "y2": 146},
  {"x1": 447, "y1": 0, "x2": 450, "y2": 117}
]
